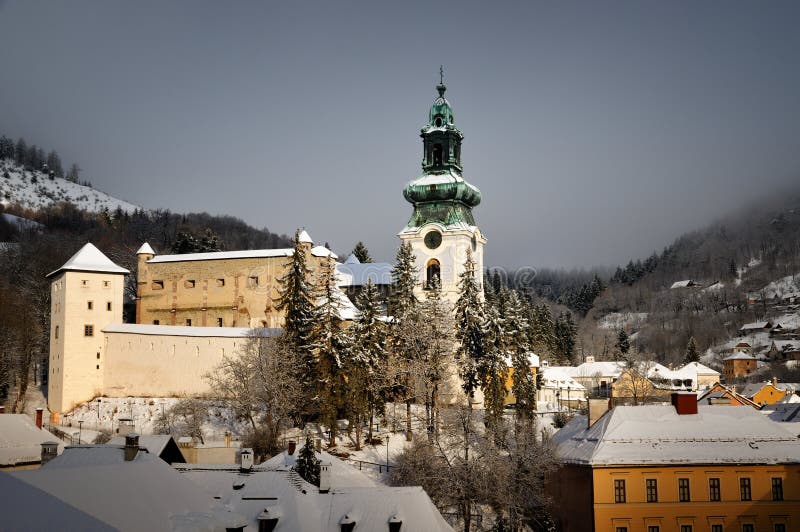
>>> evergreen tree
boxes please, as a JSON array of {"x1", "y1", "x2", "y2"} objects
[
  {"x1": 528, "y1": 303, "x2": 556, "y2": 359},
  {"x1": 684, "y1": 336, "x2": 700, "y2": 364},
  {"x1": 14, "y1": 138, "x2": 27, "y2": 166},
  {"x1": 65, "y1": 163, "x2": 81, "y2": 183},
  {"x1": 388, "y1": 241, "x2": 417, "y2": 317},
  {"x1": 553, "y1": 312, "x2": 577, "y2": 364},
  {"x1": 351, "y1": 241, "x2": 373, "y2": 263},
  {"x1": 312, "y1": 259, "x2": 351, "y2": 446},
  {"x1": 616, "y1": 328, "x2": 630, "y2": 356},
  {"x1": 275, "y1": 230, "x2": 318, "y2": 395},
  {"x1": 454, "y1": 249, "x2": 485, "y2": 402},
  {"x1": 46, "y1": 150, "x2": 64, "y2": 178},
  {"x1": 171, "y1": 229, "x2": 222, "y2": 253},
  {"x1": 345, "y1": 280, "x2": 387, "y2": 449},
  {"x1": 0, "y1": 136, "x2": 14, "y2": 160},
  {"x1": 728, "y1": 258, "x2": 738, "y2": 279},
  {"x1": 295, "y1": 434, "x2": 320, "y2": 486},
  {"x1": 481, "y1": 302, "x2": 508, "y2": 435},
  {"x1": 506, "y1": 291, "x2": 537, "y2": 420}
]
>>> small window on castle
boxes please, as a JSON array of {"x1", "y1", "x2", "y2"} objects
[
  {"x1": 97, "y1": 352, "x2": 100, "y2": 359},
  {"x1": 55, "y1": 326, "x2": 59, "y2": 339},
  {"x1": 186, "y1": 319, "x2": 192, "y2": 326},
  {"x1": 152, "y1": 280, "x2": 164, "y2": 290},
  {"x1": 248, "y1": 276, "x2": 259, "y2": 288},
  {"x1": 96, "y1": 365, "x2": 99, "y2": 370},
  {"x1": 153, "y1": 319, "x2": 160, "y2": 325},
  {"x1": 185, "y1": 279, "x2": 196, "y2": 289},
  {"x1": 87, "y1": 301, "x2": 93, "y2": 310},
  {"x1": 216, "y1": 278, "x2": 225, "y2": 287},
  {"x1": 103, "y1": 280, "x2": 110, "y2": 288},
  {"x1": 217, "y1": 318, "x2": 223, "y2": 327},
  {"x1": 84, "y1": 325, "x2": 94, "y2": 337},
  {"x1": 81, "y1": 279, "x2": 89, "y2": 287},
  {"x1": 106, "y1": 301, "x2": 112, "y2": 311}
]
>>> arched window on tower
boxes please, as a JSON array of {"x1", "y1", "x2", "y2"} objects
[
  {"x1": 426, "y1": 259, "x2": 441, "y2": 290},
  {"x1": 433, "y1": 144, "x2": 443, "y2": 166}
]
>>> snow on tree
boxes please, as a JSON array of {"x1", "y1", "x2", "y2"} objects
[
  {"x1": 528, "y1": 303, "x2": 556, "y2": 360},
  {"x1": 388, "y1": 241, "x2": 417, "y2": 317},
  {"x1": 295, "y1": 434, "x2": 321, "y2": 486},
  {"x1": 344, "y1": 279, "x2": 387, "y2": 449},
  {"x1": 480, "y1": 300, "x2": 508, "y2": 435},
  {"x1": 350, "y1": 241, "x2": 373, "y2": 263},
  {"x1": 683, "y1": 336, "x2": 700, "y2": 364},
  {"x1": 311, "y1": 259, "x2": 352, "y2": 446},
  {"x1": 616, "y1": 328, "x2": 630, "y2": 356},
  {"x1": 275, "y1": 229, "x2": 318, "y2": 407},
  {"x1": 506, "y1": 290, "x2": 537, "y2": 421},
  {"x1": 0, "y1": 136, "x2": 14, "y2": 160},
  {"x1": 554, "y1": 311, "x2": 577, "y2": 364},
  {"x1": 454, "y1": 248, "x2": 485, "y2": 403}
]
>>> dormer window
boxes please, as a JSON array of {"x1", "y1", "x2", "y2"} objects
[{"x1": 435, "y1": 116, "x2": 443, "y2": 127}]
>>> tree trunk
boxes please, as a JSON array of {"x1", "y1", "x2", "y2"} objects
[{"x1": 405, "y1": 400, "x2": 412, "y2": 441}]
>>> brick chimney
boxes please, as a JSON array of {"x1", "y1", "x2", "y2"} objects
[
  {"x1": 319, "y1": 462, "x2": 331, "y2": 493},
  {"x1": 287, "y1": 440, "x2": 296, "y2": 456},
  {"x1": 124, "y1": 433, "x2": 140, "y2": 461},
  {"x1": 772, "y1": 376, "x2": 778, "y2": 388},
  {"x1": 225, "y1": 431, "x2": 231, "y2": 448},
  {"x1": 588, "y1": 398, "x2": 612, "y2": 428},
  {"x1": 35, "y1": 408, "x2": 43, "y2": 429},
  {"x1": 671, "y1": 392, "x2": 698, "y2": 415}
]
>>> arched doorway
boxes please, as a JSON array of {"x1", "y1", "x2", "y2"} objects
[{"x1": 426, "y1": 258, "x2": 441, "y2": 290}]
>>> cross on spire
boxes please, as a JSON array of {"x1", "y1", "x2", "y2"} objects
[{"x1": 439, "y1": 65, "x2": 444, "y2": 85}]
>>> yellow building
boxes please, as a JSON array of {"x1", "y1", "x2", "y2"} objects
[
  {"x1": 551, "y1": 394, "x2": 800, "y2": 531},
  {"x1": 135, "y1": 230, "x2": 337, "y2": 329}
]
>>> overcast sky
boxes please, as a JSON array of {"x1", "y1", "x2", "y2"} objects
[{"x1": 1, "y1": 1, "x2": 799, "y2": 268}]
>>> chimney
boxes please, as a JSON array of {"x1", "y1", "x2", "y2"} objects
[
  {"x1": 388, "y1": 515, "x2": 403, "y2": 532},
  {"x1": 588, "y1": 398, "x2": 612, "y2": 428},
  {"x1": 124, "y1": 433, "x2": 140, "y2": 461},
  {"x1": 287, "y1": 440, "x2": 297, "y2": 456},
  {"x1": 772, "y1": 376, "x2": 778, "y2": 388},
  {"x1": 40, "y1": 441, "x2": 59, "y2": 465},
  {"x1": 319, "y1": 461, "x2": 331, "y2": 493},
  {"x1": 238, "y1": 448, "x2": 254, "y2": 471},
  {"x1": 35, "y1": 408, "x2": 43, "y2": 429},
  {"x1": 671, "y1": 392, "x2": 698, "y2": 415},
  {"x1": 225, "y1": 431, "x2": 231, "y2": 448},
  {"x1": 585, "y1": 355, "x2": 595, "y2": 364},
  {"x1": 315, "y1": 437, "x2": 322, "y2": 452},
  {"x1": 257, "y1": 507, "x2": 281, "y2": 532}
]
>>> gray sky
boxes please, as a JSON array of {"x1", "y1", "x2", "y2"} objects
[{"x1": 1, "y1": 1, "x2": 799, "y2": 268}]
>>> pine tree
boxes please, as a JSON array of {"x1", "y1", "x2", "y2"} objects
[
  {"x1": 481, "y1": 302, "x2": 508, "y2": 435},
  {"x1": 14, "y1": 138, "x2": 27, "y2": 166},
  {"x1": 351, "y1": 241, "x2": 373, "y2": 263},
  {"x1": 388, "y1": 241, "x2": 417, "y2": 317},
  {"x1": 295, "y1": 434, "x2": 320, "y2": 486},
  {"x1": 275, "y1": 229, "x2": 318, "y2": 400},
  {"x1": 528, "y1": 304, "x2": 556, "y2": 360},
  {"x1": 46, "y1": 150, "x2": 64, "y2": 178},
  {"x1": 728, "y1": 258, "x2": 738, "y2": 280},
  {"x1": 312, "y1": 259, "x2": 351, "y2": 446},
  {"x1": 454, "y1": 248, "x2": 485, "y2": 402},
  {"x1": 65, "y1": 163, "x2": 81, "y2": 183},
  {"x1": 506, "y1": 291, "x2": 536, "y2": 421},
  {"x1": 345, "y1": 280, "x2": 387, "y2": 449},
  {"x1": 683, "y1": 336, "x2": 700, "y2": 364},
  {"x1": 0, "y1": 136, "x2": 14, "y2": 160},
  {"x1": 616, "y1": 328, "x2": 630, "y2": 356},
  {"x1": 554, "y1": 312, "x2": 577, "y2": 364}
]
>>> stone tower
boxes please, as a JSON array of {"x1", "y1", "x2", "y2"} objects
[
  {"x1": 398, "y1": 76, "x2": 486, "y2": 306},
  {"x1": 47, "y1": 243, "x2": 128, "y2": 417}
]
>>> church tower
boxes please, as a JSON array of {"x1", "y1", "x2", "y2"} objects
[{"x1": 399, "y1": 73, "x2": 486, "y2": 306}]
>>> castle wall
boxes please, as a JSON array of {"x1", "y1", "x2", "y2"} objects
[{"x1": 102, "y1": 327, "x2": 259, "y2": 398}]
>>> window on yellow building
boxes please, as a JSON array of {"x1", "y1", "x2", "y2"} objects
[
  {"x1": 709, "y1": 477, "x2": 721, "y2": 501},
  {"x1": 646, "y1": 479, "x2": 658, "y2": 502},
  {"x1": 87, "y1": 301, "x2": 93, "y2": 310},
  {"x1": 153, "y1": 319, "x2": 160, "y2": 325},
  {"x1": 103, "y1": 280, "x2": 109, "y2": 287},
  {"x1": 740, "y1": 477, "x2": 751, "y2": 501},
  {"x1": 185, "y1": 279, "x2": 196, "y2": 288},
  {"x1": 186, "y1": 319, "x2": 192, "y2": 326},
  {"x1": 216, "y1": 278, "x2": 225, "y2": 287},
  {"x1": 152, "y1": 280, "x2": 164, "y2": 290},
  {"x1": 678, "y1": 478, "x2": 690, "y2": 502},
  {"x1": 614, "y1": 479, "x2": 626, "y2": 503},
  {"x1": 647, "y1": 527, "x2": 659, "y2": 532},
  {"x1": 742, "y1": 525, "x2": 754, "y2": 532},
  {"x1": 680, "y1": 526, "x2": 692, "y2": 532},
  {"x1": 84, "y1": 324, "x2": 94, "y2": 337},
  {"x1": 55, "y1": 326, "x2": 59, "y2": 339},
  {"x1": 615, "y1": 528, "x2": 627, "y2": 532},
  {"x1": 106, "y1": 301, "x2": 112, "y2": 311},
  {"x1": 774, "y1": 524, "x2": 786, "y2": 532},
  {"x1": 711, "y1": 526, "x2": 722, "y2": 532},
  {"x1": 771, "y1": 477, "x2": 783, "y2": 500},
  {"x1": 217, "y1": 317, "x2": 223, "y2": 327}
]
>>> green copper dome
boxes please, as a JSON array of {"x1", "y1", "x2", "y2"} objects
[{"x1": 403, "y1": 77, "x2": 482, "y2": 231}]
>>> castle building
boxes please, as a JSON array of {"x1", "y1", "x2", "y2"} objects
[
  {"x1": 399, "y1": 78, "x2": 486, "y2": 305},
  {"x1": 46, "y1": 79, "x2": 484, "y2": 416}
]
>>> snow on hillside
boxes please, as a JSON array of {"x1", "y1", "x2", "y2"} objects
[
  {"x1": 751, "y1": 273, "x2": 800, "y2": 300},
  {"x1": 598, "y1": 312, "x2": 648, "y2": 330},
  {"x1": 0, "y1": 160, "x2": 138, "y2": 213}
]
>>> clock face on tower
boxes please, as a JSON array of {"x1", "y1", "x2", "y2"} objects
[{"x1": 424, "y1": 230, "x2": 442, "y2": 250}]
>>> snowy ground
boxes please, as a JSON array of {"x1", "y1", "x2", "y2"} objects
[
  {"x1": 598, "y1": 312, "x2": 648, "y2": 330},
  {"x1": 0, "y1": 160, "x2": 138, "y2": 213}
]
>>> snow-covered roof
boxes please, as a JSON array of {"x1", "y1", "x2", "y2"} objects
[
  {"x1": 47, "y1": 243, "x2": 130, "y2": 278},
  {"x1": 102, "y1": 323, "x2": 282, "y2": 338},
  {"x1": 0, "y1": 414, "x2": 63, "y2": 467},
  {"x1": 724, "y1": 351, "x2": 756, "y2": 361},
  {"x1": 679, "y1": 361, "x2": 720, "y2": 377},
  {"x1": 317, "y1": 286, "x2": 361, "y2": 321},
  {"x1": 298, "y1": 230, "x2": 313, "y2": 244},
  {"x1": 136, "y1": 242, "x2": 155, "y2": 255},
  {"x1": 570, "y1": 360, "x2": 626, "y2": 379},
  {"x1": 146, "y1": 244, "x2": 336, "y2": 264},
  {"x1": 344, "y1": 253, "x2": 360, "y2": 264},
  {"x1": 503, "y1": 352, "x2": 541, "y2": 369},
  {"x1": 108, "y1": 434, "x2": 174, "y2": 458},
  {"x1": 740, "y1": 321, "x2": 772, "y2": 330},
  {"x1": 4, "y1": 445, "x2": 225, "y2": 531},
  {"x1": 178, "y1": 449, "x2": 452, "y2": 532},
  {"x1": 670, "y1": 280, "x2": 695, "y2": 289},
  {"x1": 335, "y1": 261, "x2": 393, "y2": 287},
  {"x1": 555, "y1": 405, "x2": 800, "y2": 466},
  {"x1": 541, "y1": 368, "x2": 585, "y2": 390}
]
